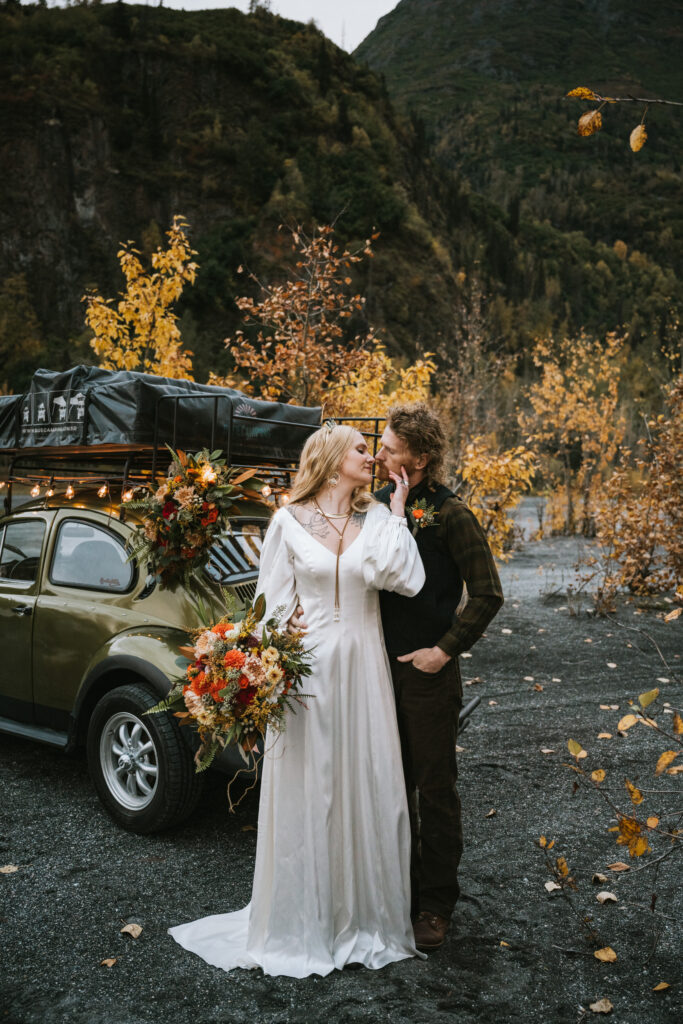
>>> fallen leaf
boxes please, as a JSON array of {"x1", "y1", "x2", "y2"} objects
[
  {"x1": 485, "y1": 808, "x2": 496, "y2": 818},
  {"x1": 607, "y1": 663, "x2": 617, "y2": 669},
  {"x1": 639, "y1": 717, "x2": 657, "y2": 728},
  {"x1": 655, "y1": 750, "x2": 679, "y2": 776},
  {"x1": 499, "y1": 940, "x2": 510, "y2": 947},
  {"x1": 592, "y1": 873, "x2": 609, "y2": 884},
  {"x1": 667, "y1": 765, "x2": 683, "y2": 775},
  {"x1": 584, "y1": 638, "x2": 593, "y2": 643},
  {"x1": 599, "y1": 704, "x2": 611, "y2": 710},
  {"x1": 591, "y1": 769, "x2": 606, "y2": 783},
  {"x1": 461, "y1": 652, "x2": 472, "y2": 658},
  {"x1": 120, "y1": 923, "x2": 142, "y2": 939},
  {"x1": 523, "y1": 675, "x2": 534, "y2": 682},
  {"x1": 638, "y1": 688, "x2": 659, "y2": 708},
  {"x1": 488, "y1": 699, "x2": 498, "y2": 706},
  {"x1": 625, "y1": 779, "x2": 644, "y2": 805},
  {"x1": 552, "y1": 677, "x2": 562, "y2": 682},
  {"x1": 646, "y1": 816, "x2": 659, "y2": 829},
  {"x1": 589, "y1": 997, "x2": 614, "y2": 1013},
  {"x1": 656, "y1": 677, "x2": 670, "y2": 684},
  {"x1": 664, "y1": 607, "x2": 681, "y2": 621},
  {"x1": 594, "y1": 946, "x2": 617, "y2": 963},
  {"x1": 501, "y1": 628, "x2": 512, "y2": 635},
  {"x1": 455, "y1": 744, "x2": 465, "y2": 752},
  {"x1": 539, "y1": 835, "x2": 547, "y2": 847},
  {"x1": 534, "y1": 684, "x2": 544, "y2": 691},
  {"x1": 610, "y1": 704, "x2": 619, "y2": 710},
  {"x1": 598, "y1": 733, "x2": 612, "y2": 739},
  {"x1": 544, "y1": 881, "x2": 561, "y2": 892},
  {"x1": 607, "y1": 862, "x2": 630, "y2": 872},
  {"x1": 547, "y1": 839, "x2": 555, "y2": 850},
  {"x1": 100, "y1": 958, "x2": 117, "y2": 968},
  {"x1": 596, "y1": 891, "x2": 618, "y2": 904},
  {"x1": 541, "y1": 748, "x2": 555, "y2": 754},
  {"x1": 567, "y1": 738, "x2": 585, "y2": 757},
  {"x1": 241, "y1": 824, "x2": 257, "y2": 832},
  {"x1": 0, "y1": 865, "x2": 19, "y2": 874},
  {"x1": 617, "y1": 714, "x2": 638, "y2": 731},
  {"x1": 652, "y1": 982, "x2": 670, "y2": 991},
  {"x1": 673, "y1": 712, "x2": 683, "y2": 735}
]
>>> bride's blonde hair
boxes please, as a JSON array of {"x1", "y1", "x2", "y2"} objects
[{"x1": 289, "y1": 424, "x2": 376, "y2": 513}]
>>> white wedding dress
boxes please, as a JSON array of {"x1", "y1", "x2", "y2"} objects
[{"x1": 168, "y1": 501, "x2": 426, "y2": 977}]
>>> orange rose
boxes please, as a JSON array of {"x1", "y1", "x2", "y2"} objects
[
  {"x1": 190, "y1": 671, "x2": 211, "y2": 696},
  {"x1": 224, "y1": 649, "x2": 247, "y2": 669},
  {"x1": 212, "y1": 623, "x2": 234, "y2": 636},
  {"x1": 412, "y1": 509, "x2": 425, "y2": 519}
]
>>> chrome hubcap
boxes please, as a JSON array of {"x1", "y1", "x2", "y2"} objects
[{"x1": 100, "y1": 712, "x2": 159, "y2": 810}]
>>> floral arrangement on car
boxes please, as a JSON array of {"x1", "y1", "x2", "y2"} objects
[
  {"x1": 122, "y1": 446, "x2": 264, "y2": 589},
  {"x1": 148, "y1": 594, "x2": 314, "y2": 787}
]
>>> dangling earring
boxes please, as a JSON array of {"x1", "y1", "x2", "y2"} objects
[{"x1": 327, "y1": 472, "x2": 340, "y2": 500}]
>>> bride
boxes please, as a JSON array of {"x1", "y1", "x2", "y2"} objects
[{"x1": 168, "y1": 424, "x2": 426, "y2": 977}]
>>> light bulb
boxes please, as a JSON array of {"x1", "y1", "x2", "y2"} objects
[
  {"x1": 98, "y1": 484, "x2": 108, "y2": 498},
  {"x1": 0, "y1": 482, "x2": 5, "y2": 490},
  {"x1": 201, "y1": 465, "x2": 217, "y2": 484},
  {"x1": 122, "y1": 489, "x2": 134, "y2": 502},
  {"x1": 66, "y1": 485, "x2": 75, "y2": 499},
  {"x1": 30, "y1": 484, "x2": 40, "y2": 497},
  {"x1": 280, "y1": 492, "x2": 290, "y2": 504},
  {"x1": 46, "y1": 488, "x2": 55, "y2": 497},
  {"x1": 261, "y1": 485, "x2": 272, "y2": 497}
]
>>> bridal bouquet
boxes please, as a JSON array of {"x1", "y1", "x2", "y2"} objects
[{"x1": 149, "y1": 595, "x2": 313, "y2": 773}]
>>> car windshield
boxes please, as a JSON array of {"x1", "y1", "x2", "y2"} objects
[{"x1": 205, "y1": 521, "x2": 267, "y2": 587}]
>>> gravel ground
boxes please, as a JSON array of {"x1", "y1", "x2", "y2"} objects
[{"x1": 1, "y1": 522, "x2": 681, "y2": 1024}]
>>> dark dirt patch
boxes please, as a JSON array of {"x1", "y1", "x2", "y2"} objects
[{"x1": 1, "y1": 525, "x2": 680, "y2": 1024}]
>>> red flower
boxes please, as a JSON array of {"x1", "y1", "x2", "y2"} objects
[
  {"x1": 237, "y1": 674, "x2": 250, "y2": 689},
  {"x1": 202, "y1": 501, "x2": 209, "y2": 511},
  {"x1": 207, "y1": 509, "x2": 218, "y2": 523},
  {"x1": 200, "y1": 517, "x2": 209, "y2": 527},
  {"x1": 162, "y1": 500, "x2": 177, "y2": 520},
  {"x1": 236, "y1": 684, "x2": 256, "y2": 705}
]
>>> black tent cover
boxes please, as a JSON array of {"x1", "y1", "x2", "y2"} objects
[{"x1": 0, "y1": 366, "x2": 322, "y2": 463}]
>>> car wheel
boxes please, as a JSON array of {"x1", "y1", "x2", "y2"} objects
[{"x1": 87, "y1": 682, "x2": 203, "y2": 834}]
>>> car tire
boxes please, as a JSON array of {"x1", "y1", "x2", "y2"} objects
[{"x1": 87, "y1": 681, "x2": 203, "y2": 834}]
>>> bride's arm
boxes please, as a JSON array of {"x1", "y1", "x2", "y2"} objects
[
  {"x1": 361, "y1": 503, "x2": 425, "y2": 596},
  {"x1": 255, "y1": 509, "x2": 299, "y2": 625}
]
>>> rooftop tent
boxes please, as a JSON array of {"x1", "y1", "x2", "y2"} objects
[{"x1": 0, "y1": 366, "x2": 322, "y2": 463}]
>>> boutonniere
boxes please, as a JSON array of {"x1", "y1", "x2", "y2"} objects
[{"x1": 407, "y1": 499, "x2": 438, "y2": 535}]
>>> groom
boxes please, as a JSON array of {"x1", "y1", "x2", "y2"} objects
[{"x1": 372, "y1": 402, "x2": 503, "y2": 951}]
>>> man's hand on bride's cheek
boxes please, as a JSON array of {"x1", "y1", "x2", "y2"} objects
[
  {"x1": 287, "y1": 604, "x2": 308, "y2": 633},
  {"x1": 397, "y1": 646, "x2": 451, "y2": 674}
]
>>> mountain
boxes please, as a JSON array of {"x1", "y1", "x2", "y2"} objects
[
  {"x1": 0, "y1": 1, "x2": 680, "y2": 398},
  {"x1": 356, "y1": 0, "x2": 683, "y2": 362},
  {"x1": 0, "y1": 1, "x2": 459, "y2": 389}
]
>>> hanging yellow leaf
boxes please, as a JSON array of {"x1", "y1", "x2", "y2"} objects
[
  {"x1": 591, "y1": 769, "x2": 606, "y2": 784},
  {"x1": 652, "y1": 982, "x2": 670, "y2": 991},
  {"x1": 625, "y1": 779, "x2": 643, "y2": 805},
  {"x1": 646, "y1": 816, "x2": 659, "y2": 829},
  {"x1": 556, "y1": 855, "x2": 570, "y2": 877},
  {"x1": 594, "y1": 946, "x2": 617, "y2": 962},
  {"x1": 567, "y1": 86, "x2": 598, "y2": 100},
  {"x1": 578, "y1": 110, "x2": 603, "y2": 137},
  {"x1": 589, "y1": 997, "x2": 614, "y2": 1013},
  {"x1": 638, "y1": 688, "x2": 659, "y2": 708},
  {"x1": 673, "y1": 712, "x2": 683, "y2": 735},
  {"x1": 655, "y1": 750, "x2": 679, "y2": 776},
  {"x1": 629, "y1": 123, "x2": 648, "y2": 152},
  {"x1": 615, "y1": 817, "x2": 650, "y2": 857},
  {"x1": 617, "y1": 713, "x2": 638, "y2": 731}
]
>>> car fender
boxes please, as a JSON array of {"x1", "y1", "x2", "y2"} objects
[{"x1": 70, "y1": 626, "x2": 194, "y2": 747}]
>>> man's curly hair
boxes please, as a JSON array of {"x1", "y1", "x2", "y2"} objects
[{"x1": 385, "y1": 402, "x2": 445, "y2": 486}]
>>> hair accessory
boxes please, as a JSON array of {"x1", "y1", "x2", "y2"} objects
[{"x1": 323, "y1": 418, "x2": 337, "y2": 432}]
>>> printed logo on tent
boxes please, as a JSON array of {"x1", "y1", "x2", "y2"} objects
[{"x1": 20, "y1": 390, "x2": 87, "y2": 438}]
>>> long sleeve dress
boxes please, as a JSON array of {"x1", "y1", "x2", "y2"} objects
[{"x1": 168, "y1": 500, "x2": 426, "y2": 977}]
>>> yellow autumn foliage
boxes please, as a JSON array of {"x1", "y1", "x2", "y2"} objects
[
  {"x1": 459, "y1": 437, "x2": 536, "y2": 560},
  {"x1": 566, "y1": 86, "x2": 597, "y2": 100},
  {"x1": 629, "y1": 123, "x2": 648, "y2": 152},
  {"x1": 84, "y1": 215, "x2": 197, "y2": 379},
  {"x1": 325, "y1": 343, "x2": 436, "y2": 419},
  {"x1": 577, "y1": 109, "x2": 603, "y2": 136}
]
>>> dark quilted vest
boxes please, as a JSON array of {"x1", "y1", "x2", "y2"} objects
[{"x1": 374, "y1": 480, "x2": 463, "y2": 656}]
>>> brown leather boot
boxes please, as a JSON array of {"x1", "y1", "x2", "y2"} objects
[{"x1": 413, "y1": 911, "x2": 450, "y2": 950}]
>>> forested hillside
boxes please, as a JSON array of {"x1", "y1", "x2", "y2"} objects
[{"x1": 0, "y1": 0, "x2": 680, "y2": 395}]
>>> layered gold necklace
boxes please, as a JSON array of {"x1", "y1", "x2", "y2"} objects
[{"x1": 313, "y1": 499, "x2": 352, "y2": 621}]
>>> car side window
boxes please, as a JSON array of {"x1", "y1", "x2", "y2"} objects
[
  {"x1": 0, "y1": 520, "x2": 46, "y2": 582},
  {"x1": 50, "y1": 520, "x2": 134, "y2": 593}
]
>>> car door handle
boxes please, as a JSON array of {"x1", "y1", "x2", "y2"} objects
[{"x1": 11, "y1": 605, "x2": 32, "y2": 616}]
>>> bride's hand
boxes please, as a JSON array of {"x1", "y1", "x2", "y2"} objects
[{"x1": 388, "y1": 467, "x2": 410, "y2": 517}]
